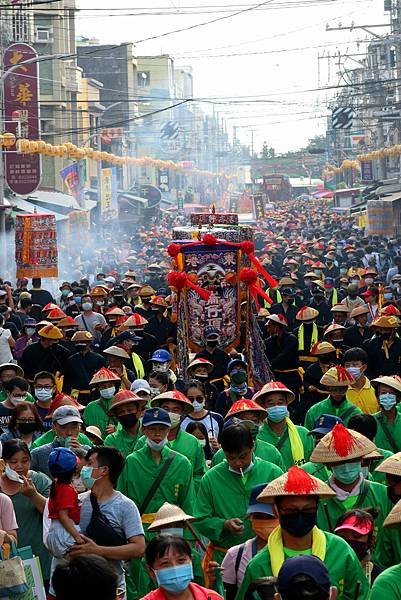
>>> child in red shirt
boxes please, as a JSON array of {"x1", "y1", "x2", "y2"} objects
[{"x1": 46, "y1": 447, "x2": 84, "y2": 558}]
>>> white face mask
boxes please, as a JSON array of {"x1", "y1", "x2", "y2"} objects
[
  {"x1": 99, "y1": 387, "x2": 115, "y2": 399},
  {"x1": 169, "y1": 412, "x2": 181, "y2": 428},
  {"x1": 5, "y1": 464, "x2": 24, "y2": 483},
  {"x1": 150, "y1": 387, "x2": 161, "y2": 398},
  {"x1": 153, "y1": 363, "x2": 169, "y2": 373},
  {"x1": 9, "y1": 395, "x2": 27, "y2": 406},
  {"x1": 192, "y1": 400, "x2": 205, "y2": 413},
  {"x1": 146, "y1": 437, "x2": 168, "y2": 452},
  {"x1": 26, "y1": 328, "x2": 36, "y2": 337}
]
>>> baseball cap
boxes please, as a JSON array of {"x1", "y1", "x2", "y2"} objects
[
  {"x1": 52, "y1": 405, "x2": 83, "y2": 425},
  {"x1": 116, "y1": 331, "x2": 142, "y2": 343},
  {"x1": 276, "y1": 555, "x2": 331, "y2": 597},
  {"x1": 142, "y1": 407, "x2": 171, "y2": 427},
  {"x1": 204, "y1": 326, "x2": 219, "y2": 339},
  {"x1": 151, "y1": 349, "x2": 171, "y2": 363},
  {"x1": 48, "y1": 447, "x2": 78, "y2": 475},
  {"x1": 334, "y1": 515, "x2": 373, "y2": 536},
  {"x1": 247, "y1": 484, "x2": 275, "y2": 516},
  {"x1": 131, "y1": 379, "x2": 151, "y2": 395},
  {"x1": 309, "y1": 414, "x2": 344, "y2": 436}
]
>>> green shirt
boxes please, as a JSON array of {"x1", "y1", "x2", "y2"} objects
[
  {"x1": 375, "y1": 526, "x2": 401, "y2": 570},
  {"x1": 302, "y1": 461, "x2": 331, "y2": 482},
  {"x1": 304, "y1": 396, "x2": 361, "y2": 430},
  {"x1": 117, "y1": 444, "x2": 195, "y2": 532},
  {"x1": 30, "y1": 429, "x2": 93, "y2": 449},
  {"x1": 134, "y1": 428, "x2": 206, "y2": 489},
  {"x1": 83, "y1": 397, "x2": 117, "y2": 437},
  {"x1": 257, "y1": 421, "x2": 313, "y2": 470},
  {"x1": 8, "y1": 470, "x2": 52, "y2": 579},
  {"x1": 317, "y1": 479, "x2": 392, "y2": 537},
  {"x1": 374, "y1": 411, "x2": 401, "y2": 453},
  {"x1": 369, "y1": 563, "x2": 401, "y2": 599},
  {"x1": 236, "y1": 529, "x2": 369, "y2": 600},
  {"x1": 211, "y1": 438, "x2": 286, "y2": 471},
  {"x1": 195, "y1": 457, "x2": 283, "y2": 558},
  {"x1": 104, "y1": 425, "x2": 142, "y2": 458}
]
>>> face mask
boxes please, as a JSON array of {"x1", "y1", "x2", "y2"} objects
[
  {"x1": 267, "y1": 405, "x2": 288, "y2": 423},
  {"x1": 387, "y1": 484, "x2": 401, "y2": 504},
  {"x1": 379, "y1": 393, "x2": 397, "y2": 411},
  {"x1": 192, "y1": 400, "x2": 204, "y2": 413},
  {"x1": 155, "y1": 563, "x2": 193, "y2": 593},
  {"x1": 82, "y1": 302, "x2": 93, "y2": 311},
  {"x1": 347, "y1": 367, "x2": 362, "y2": 379},
  {"x1": 56, "y1": 435, "x2": 71, "y2": 448},
  {"x1": 73, "y1": 296, "x2": 81, "y2": 305},
  {"x1": 314, "y1": 269, "x2": 322, "y2": 276},
  {"x1": 34, "y1": 387, "x2": 53, "y2": 403},
  {"x1": 150, "y1": 387, "x2": 161, "y2": 399},
  {"x1": 229, "y1": 461, "x2": 254, "y2": 475},
  {"x1": 9, "y1": 395, "x2": 27, "y2": 406},
  {"x1": 17, "y1": 422, "x2": 37, "y2": 434},
  {"x1": 146, "y1": 437, "x2": 168, "y2": 452},
  {"x1": 26, "y1": 328, "x2": 36, "y2": 337},
  {"x1": 75, "y1": 344, "x2": 88, "y2": 352},
  {"x1": 351, "y1": 279, "x2": 359, "y2": 285},
  {"x1": 340, "y1": 268, "x2": 347, "y2": 275},
  {"x1": 361, "y1": 465, "x2": 370, "y2": 479},
  {"x1": 61, "y1": 289, "x2": 70, "y2": 297},
  {"x1": 194, "y1": 374, "x2": 208, "y2": 382},
  {"x1": 153, "y1": 363, "x2": 169, "y2": 373},
  {"x1": 4, "y1": 464, "x2": 24, "y2": 483},
  {"x1": 332, "y1": 339, "x2": 344, "y2": 346},
  {"x1": 100, "y1": 387, "x2": 115, "y2": 399},
  {"x1": 198, "y1": 439, "x2": 207, "y2": 447},
  {"x1": 80, "y1": 465, "x2": 101, "y2": 490},
  {"x1": 279, "y1": 510, "x2": 317, "y2": 537},
  {"x1": 169, "y1": 412, "x2": 181, "y2": 428},
  {"x1": 72, "y1": 475, "x2": 86, "y2": 493},
  {"x1": 161, "y1": 527, "x2": 184, "y2": 537},
  {"x1": 252, "y1": 518, "x2": 279, "y2": 541},
  {"x1": 347, "y1": 539, "x2": 369, "y2": 560},
  {"x1": 379, "y1": 331, "x2": 392, "y2": 340},
  {"x1": 230, "y1": 369, "x2": 247, "y2": 385},
  {"x1": 97, "y1": 300, "x2": 105, "y2": 307},
  {"x1": 365, "y1": 278, "x2": 374, "y2": 285},
  {"x1": 207, "y1": 340, "x2": 219, "y2": 348},
  {"x1": 331, "y1": 461, "x2": 362, "y2": 484},
  {"x1": 65, "y1": 328, "x2": 76, "y2": 338},
  {"x1": 384, "y1": 293, "x2": 393, "y2": 300},
  {"x1": 117, "y1": 413, "x2": 138, "y2": 429}
]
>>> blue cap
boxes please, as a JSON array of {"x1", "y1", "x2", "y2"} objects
[
  {"x1": 204, "y1": 326, "x2": 219, "y2": 339},
  {"x1": 142, "y1": 407, "x2": 171, "y2": 427},
  {"x1": 117, "y1": 331, "x2": 142, "y2": 343},
  {"x1": 48, "y1": 447, "x2": 78, "y2": 475},
  {"x1": 151, "y1": 349, "x2": 171, "y2": 363},
  {"x1": 324, "y1": 277, "x2": 334, "y2": 284},
  {"x1": 309, "y1": 413, "x2": 344, "y2": 436},
  {"x1": 277, "y1": 555, "x2": 331, "y2": 595},
  {"x1": 227, "y1": 357, "x2": 247, "y2": 373},
  {"x1": 247, "y1": 484, "x2": 275, "y2": 516}
]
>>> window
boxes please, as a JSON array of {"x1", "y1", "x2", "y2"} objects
[
  {"x1": 138, "y1": 71, "x2": 150, "y2": 87},
  {"x1": 35, "y1": 26, "x2": 53, "y2": 43},
  {"x1": 12, "y1": 11, "x2": 33, "y2": 42}
]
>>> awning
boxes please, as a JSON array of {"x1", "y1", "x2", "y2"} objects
[
  {"x1": 118, "y1": 192, "x2": 148, "y2": 206},
  {"x1": 11, "y1": 197, "x2": 68, "y2": 222},
  {"x1": 29, "y1": 190, "x2": 80, "y2": 209}
]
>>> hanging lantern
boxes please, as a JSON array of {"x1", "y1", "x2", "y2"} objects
[
  {"x1": 37, "y1": 140, "x2": 46, "y2": 154},
  {"x1": 2, "y1": 132, "x2": 16, "y2": 148},
  {"x1": 28, "y1": 140, "x2": 39, "y2": 153}
]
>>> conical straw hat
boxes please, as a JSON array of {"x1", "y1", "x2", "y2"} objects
[
  {"x1": 148, "y1": 502, "x2": 194, "y2": 530},
  {"x1": 383, "y1": 499, "x2": 401, "y2": 527},
  {"x1": 256, "y1": 466, "x2": 336, "y2": 504},
  {"x1": 320, "y1": 366, "x2": 355, "y2": 388},
  {"x1": 371, "y1": 375, "x2": 401, "y2": 395},
  {"x1": 310, "y1": 424, "x2": 376, "y2": 465},
  {"x1": 375, "y1": 452, "x2": 401, "y2": 477},
  {"x1": 89, "y1": 367, "x2": 120, "y2": 386}
]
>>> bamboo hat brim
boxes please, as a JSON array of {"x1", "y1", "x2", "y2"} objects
[{"x1": 375, "y1": 451, "x2": 401, "y2": 476}]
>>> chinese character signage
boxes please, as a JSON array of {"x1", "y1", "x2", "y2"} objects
[
  {"x1": 15, "y1": 214, "x2": 58, "y2": 278},
  {"x1": 253, "y1": 194, "x2": 265, "y2": 220},
  {"x1": 3, "y1": 43, "x2": 41, "y2": 195},
  {"x1": 361, "y1": 161, "x2": 373, "y2": 182},
  {"x1": 100, "y1": 168, "x2": 112, "y2": 215}
]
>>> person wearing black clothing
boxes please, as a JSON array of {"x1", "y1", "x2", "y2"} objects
[
  {"x1": 195, "y1": 327, "x2": 230, "y2": 392},
  {"x1": 293, "y1": 307, "x2": 323, "y2": 372},
  {"x1": 344, "y1": 305, "x2": 372, "y2": 349},
  {"x1": 0, "y1": 306, "x2": 20, "y2": 339},
  {"x1": 269, "y1": 287, "x2": 298, "y2": 331},
  {"x1": 63, "y1": 331, "x2": 106, "y2": 404},
  {"x1": 308, "y1": 287, "x2": 332, "y2": 327},
  {"x1": 145, "y1": 296, "x2": 176, "y2": 348},
  {"x1": 264, "y1": 314, "x2": 300, "y2": 393},
  {"x1": 363, "y1": 318, "x2": 401, "y2": 378},
  {"x1": 303, "y1": 342, "x2": 337, "y2": 411},
  {"x1": 135, "y1": 285, "x2": 155, "y2": 319},
  {"x1": 28, "y1": 278, "x2": 54, "y2": 308},
  {"x1": 20, "y1": 324, "x2": 70, "y2": 382}
]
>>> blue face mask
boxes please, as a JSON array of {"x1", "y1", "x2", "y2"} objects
[
  {"x1": 267, "y1": 405, "x2": 288, "y2": 423},
  {"x1": 155, "y1": 563, "x2": 193, "y2": 593},
  {"x1": 379, "y1": 393, "x2": 397, "y2": 411},
  {"x1": 228, "y1": 461, "x2": 254, "y2": 475},
  {"x1": 161, "y1": 527, "x2": 184, "y2": 537},
  {"x1": 331, "y1": 461, "x2": 361, "y2": 485},
  {"x1": 147, "y1": 437, "x2": 168, "y2": 452},
  {"x1": 361, "y1": 466, "x2": 370, "y2": 479},
  {"x1": 73, "y1": 296, "x2": 81, "y2": 305},
  {"x1": 80, "y1": 465, "x2": 101, "y2": 490}
]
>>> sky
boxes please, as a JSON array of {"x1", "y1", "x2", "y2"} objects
[{"x1": 75, "y1": 0, "x2": 388, "y2": 154}]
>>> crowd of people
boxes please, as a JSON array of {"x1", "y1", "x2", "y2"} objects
[{"x1": 2, "y1": 201, "x2": 401, "y2": 600}]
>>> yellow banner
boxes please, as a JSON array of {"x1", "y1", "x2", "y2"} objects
[{"x1": 100, "y1": 168, "x2": 112, "y2": 214}]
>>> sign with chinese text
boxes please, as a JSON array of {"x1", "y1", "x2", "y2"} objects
[
  {"x1": 253, "y1": 193, "x2": 265, "y2": 220},
  {"x1": 3, "y1": 43, "x2": 41, "y2": 194},
  {"x1": 15, "y1": 214, "x2": 58, "y2": 278},
  {"x1": 100, "y1": 168, "x2": 112, "y2": 215},
  {"x1": 361, "y1": 161, "x2": 373, "y2": 182}
]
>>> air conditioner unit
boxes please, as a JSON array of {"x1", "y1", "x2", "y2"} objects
[{"x1": 35, "y1": 27, "x2": 53, "y2": 42}]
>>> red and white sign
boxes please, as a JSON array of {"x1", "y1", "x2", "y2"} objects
[{"x1": 3, "y1": 43, "x2": 41, "y2": 195}]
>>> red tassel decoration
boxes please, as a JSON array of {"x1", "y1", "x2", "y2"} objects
[
  {"x1": 382, "y1": 304, "x2": 401, "y2": 316},
  {"x1": 240, "y1": 267, "x2": 258, "y2": 286},
  {"x1": 167, "y1": 271, "x2": 211, "y2": 302},
  {"x1": 240, "y1": 241, "x2": 278, "y2": 288},
  {"x1": 202, "y1": 233, "x2": 218, "y2": 246},
  {"x1": 167, "y1": 243, "x2": 181, "y2": 258},
  {"x1": 330, "y1": 423, "x2": 357, "y2": 457},
  {"x1": 283, "y1": 466, "x2": 318, "y2": 494},
  {"x1": 336, "y1": 365, "x2": 354, "y2": 382}
]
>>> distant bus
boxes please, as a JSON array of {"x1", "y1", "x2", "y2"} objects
[{"x1": 262, "y1": 173, "x2": 292, "y2": 201}]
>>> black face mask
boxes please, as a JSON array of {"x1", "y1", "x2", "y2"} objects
[
  {"x1": 379, "y1": 332, "x2": 392, "y2": 340},
  {"x1": 387, "y1": 484, "x2": 401, "y2": 504},
  {"x1": 279, "y1": 510, "x2": 317, "y2": 537},
  {"x1": 117, "y1": 413, "x2": 138, "y2": 429},
  {"x1": 65, "y1": 328, "x2": 76, "y2": 339},
  {"x1": 18, "y1": 422, "x2": 37, "y2": 434},
  {"x1": 207, "y1": 340, "x2": 219, "y2": 348},
  {"x1": 347, "y1": 539, "x2": 369, "y2": 560},
  {"x1": 194, "y1": 374, "x2": 208, "y2": 382},
  {"x1": 75, "y1": 344, "x2": 88, "y2": 352}
]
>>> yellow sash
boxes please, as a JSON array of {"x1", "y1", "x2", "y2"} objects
[
  {"x1": 285, "y1": 417, "x2": 305, "y2": 465},
  {"x1": 131, "y1": 352, "x2": 145, "y2": 379},
  {"x1": 268, "y1": 525, "x2": 326, "y2": 576},
  {"x1": 298, "y1": 323, "x2": 318, "y2": 351}
]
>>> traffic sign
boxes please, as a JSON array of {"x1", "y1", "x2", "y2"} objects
[{"x1": 332, "y1": 107, "x2": 355, "y2": 129}]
